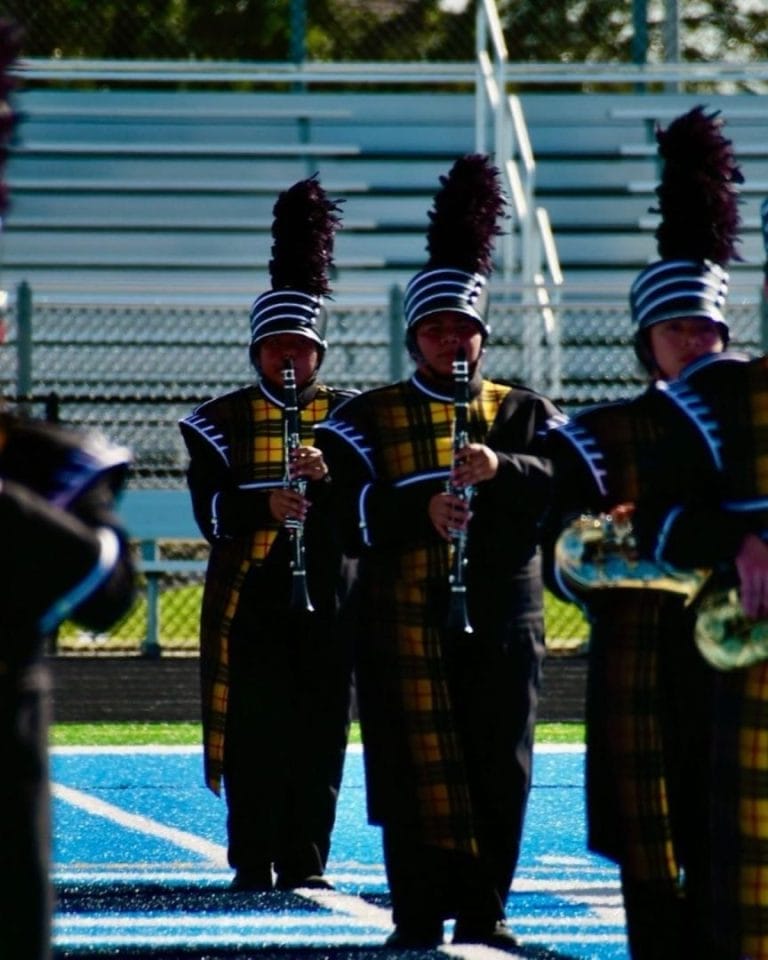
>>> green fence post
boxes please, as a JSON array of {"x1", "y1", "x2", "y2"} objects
[
  {"x1": 290, "y1": 0, "x2": 307, "y2": 64},
  {"x1": 16, "y1": 280, "x2": 32, "y2": 407},
  {"x1": 141, "y1": 539, "x2": 162, "y2": 659},
  {"x1": 389, "y1": 284, "x2": 404, "y2": 382},
  {"x1": 631, "y1": 0, "x2": 648, "y2": 66}
]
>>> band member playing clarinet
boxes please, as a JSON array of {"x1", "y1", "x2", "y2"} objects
[
  {"x1": 316, "y1": 156, "x2": 557, "y2": 948},
  {"x1": 179, "y1": 177, "x2": 355, "y2": 892}
]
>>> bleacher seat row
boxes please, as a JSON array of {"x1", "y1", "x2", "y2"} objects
[{"x1": 6, "y1": 89, "x2": 767, "y2": 299}]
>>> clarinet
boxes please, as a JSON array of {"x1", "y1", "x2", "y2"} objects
[
  {"x1": 282, "y1": 359, "x2": 314, "y2": 613},
  {"x1": 445, "y1": 347, "x2": 474, "y2": 635}
]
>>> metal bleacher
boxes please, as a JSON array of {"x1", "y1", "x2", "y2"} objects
[
  {"x1": 519, "y1": 91, "x2": 768, "y2": 295},
  {"x1": 4, "y1": 86, "x2": 479, "y2": 299},
  {"x1": 5, "y1": 83, "x2": 767, "y2": 302}
]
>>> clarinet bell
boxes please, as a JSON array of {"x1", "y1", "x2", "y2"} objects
[
  {"x1": 289, "y1": 537, "x2": 314, "y2": 613},
  {"x1": 446, "y1": 583, "x2": 473, "y2": 635},
  {"x1": 291, "y1": 570, "x2": 315, "y2": 613}
]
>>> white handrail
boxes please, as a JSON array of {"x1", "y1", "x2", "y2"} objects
[
  {"x1": 475, "y1": 0, "x2": 564, "y2": 395},
  {"x1": 476, "y1": 0, "x2": 562, "y2": 287}
]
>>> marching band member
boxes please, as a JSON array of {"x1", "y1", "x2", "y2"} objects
[
  {"x1": 0, "y1": 414, "x2": 136, "y2": 960},
  {"x1": 178, "y1": 177, "x2": 354, "y2": 893},
  {"x1": 634, "y1": 351, "x2": 768, "y2": 956},
  {"x1": 316, "y1": 155, "x2": 557, "y2": 948},
  {"x1": 0, "y1": 22, "x2": 136, "y2": 960},
  {"x1": 544, "y1": 106, "x2": 743, "y2": 959}
]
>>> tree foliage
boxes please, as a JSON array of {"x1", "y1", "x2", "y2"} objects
[{"x1": 3, "y1": 0, "x2": 768, "y2": 63}]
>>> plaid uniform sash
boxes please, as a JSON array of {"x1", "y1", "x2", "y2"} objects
[
  {"x1": 669, "y1": 355, "x2": 768, "y2": 956},
  {"x1": 555, "y1": 395, "x2": 687, "y2": 885},
  {"x1": 729, "y1": 662, "x2": 768, "y2": 958},
  {"x1": 588, "y1": 593, "x2": 683, "y2": 887},
  {"x1": 552, "y1": 394, "x2": 667, "y2": 507},
  {"x1": 366, "y1": 377, "x2": 510, "y2": 854},
  {"x1": 199, "y1": 386, "x2": 333, "y2": 794},
  {"x1": 667, "y1": 353, "x2": 768, "y2": 520},
  {"x1": 717, "y1": 358, "x2": 768, "y2": 958}
]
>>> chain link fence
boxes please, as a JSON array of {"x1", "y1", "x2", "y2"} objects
[
  {"x1": 6, "y1": 2, "x2": 768, "y2": 71},
  {"x1": 3, "y1": 287, "x2": 764, "y2": 657},
  {"x1": 4, "y1": 291, "x2": 763, "y2": 483}
]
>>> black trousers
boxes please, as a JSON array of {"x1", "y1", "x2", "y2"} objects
[
  {"x1": 223, "y1": 609, "x2": 351, "y2": 880},
  {"x1": 383, "y1": 826, "x2": 506, "y2": 929},
  {"x1": 0, "y1": 667, "x2": 52, "y2": 960},
  {"x1": 379, "y1": 612, "x2": 543, "y2": 929}
]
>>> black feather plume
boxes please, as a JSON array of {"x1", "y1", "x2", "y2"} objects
[
  {"x1": 653, "y1": 105, "x2": 743, "y2": 266},
  {"x1": 268, "y1": 174, "x2": 343, "y2": 294},
  {"x1": 425, "y1": 154, "x2": 506, "y2": 275}
]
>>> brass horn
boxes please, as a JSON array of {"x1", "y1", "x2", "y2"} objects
[
  {"x1": 556, "y1": 513, "x2": 768, "y2": 671},
  {"x1": 554, "y1": 512, "x2": 705, "y2": 598},
  {"x1": 694, "y1": 582, "x2": 768, "y2": 671}
]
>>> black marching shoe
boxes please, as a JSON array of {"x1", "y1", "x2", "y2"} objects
[
  {"x1": 230, "y1": 868, "x2": 273, "y2": 892},
  {"x1": 276, "y1": 873, "x2": 335, "y2": 891},
  {"x1": 452, "y1": 918, "x2": 518, "y2": 947},
  {"x1": 385, "y1": 920, "x2": 444, "y2": 949}
]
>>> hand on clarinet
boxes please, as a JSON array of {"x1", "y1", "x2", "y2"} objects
[
  {"x1": 269, "y1": 486, "x2": 309, "y2": 524},
  {"x1": 451, "y1": 442, "x2": 498, "y2": 486},
  {"x1": 429, "y1": 491, "x2": 472, "y2": 542},
  {"x1": 289, "y1": 444, "x2": 329, "y2": 481}
]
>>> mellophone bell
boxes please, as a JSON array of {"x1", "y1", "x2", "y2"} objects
[
  {"x1": 550, "y1": 351, "x2": 768, "y2": 671},
  {"x1": 638, "y1": 350, "x2": 768, "y2": 671},
  {"x1": 547, "y1": 396, "x2": 707, "y2": 607},
  {"x1": 554, "y1": 510, "x2": 706, "y2": 599}
]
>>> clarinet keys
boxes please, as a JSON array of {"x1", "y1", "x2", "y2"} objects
[
  {"x1": 283, "y1": 358, "x2": 315, "y2": 614},
  {"x1": 446, "y1": 347, "x2": 474, "y2": 635}
]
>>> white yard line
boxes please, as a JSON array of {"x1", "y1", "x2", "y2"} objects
[
  {"x1": 51, "y1": 743, "x2": 607, "y2": 960},
  {"x1": 58, "y1": 914, "x2": 386, "y2": 930},
  {"x1": 51, "y1": 782, "x2": 229, "y2": 866},
  {"x1": 51, "y1": 780, "x2": 393, "y2": 931}
]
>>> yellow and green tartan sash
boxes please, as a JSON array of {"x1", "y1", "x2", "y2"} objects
[
  {"x1": 710, "y1": 661, "x2": 768, "y2": 959},
  {"x1": 374, "y1": 378, "x2": 510, "y2": 582},
  {"x1": 201, "y1": 387, "x2": 332, "y2": 794},
  {"x1": 367, "y1": 378, "x2": 510, "y2": 854}
]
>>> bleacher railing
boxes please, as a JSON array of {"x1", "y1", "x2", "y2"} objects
[{"x1": 475, "y1": 0, "x2": 564, "y2": 395}]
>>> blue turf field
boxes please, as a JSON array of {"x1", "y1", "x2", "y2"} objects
[{"x1": 50, "y1": 744, "x2": 628, "y2": 960}]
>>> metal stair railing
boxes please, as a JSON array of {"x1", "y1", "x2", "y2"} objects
[{"x1": 474, "y1": 0, "x2": 563, "y2": 396}]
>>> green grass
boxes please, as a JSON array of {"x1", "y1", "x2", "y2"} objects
[
  {"x1": 50, "y1": 721, "x2": 584, "y2": 747},
  {"x1": 537, "y1": 722, "x2": 584, "y2": 743},
  {"x1": 51, "y1": 722, "x2": 202, "y2": 746}
]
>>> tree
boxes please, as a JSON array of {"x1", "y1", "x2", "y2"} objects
[{"x1": 2, "y1": 0, "x2": 768, "y2": 65}]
